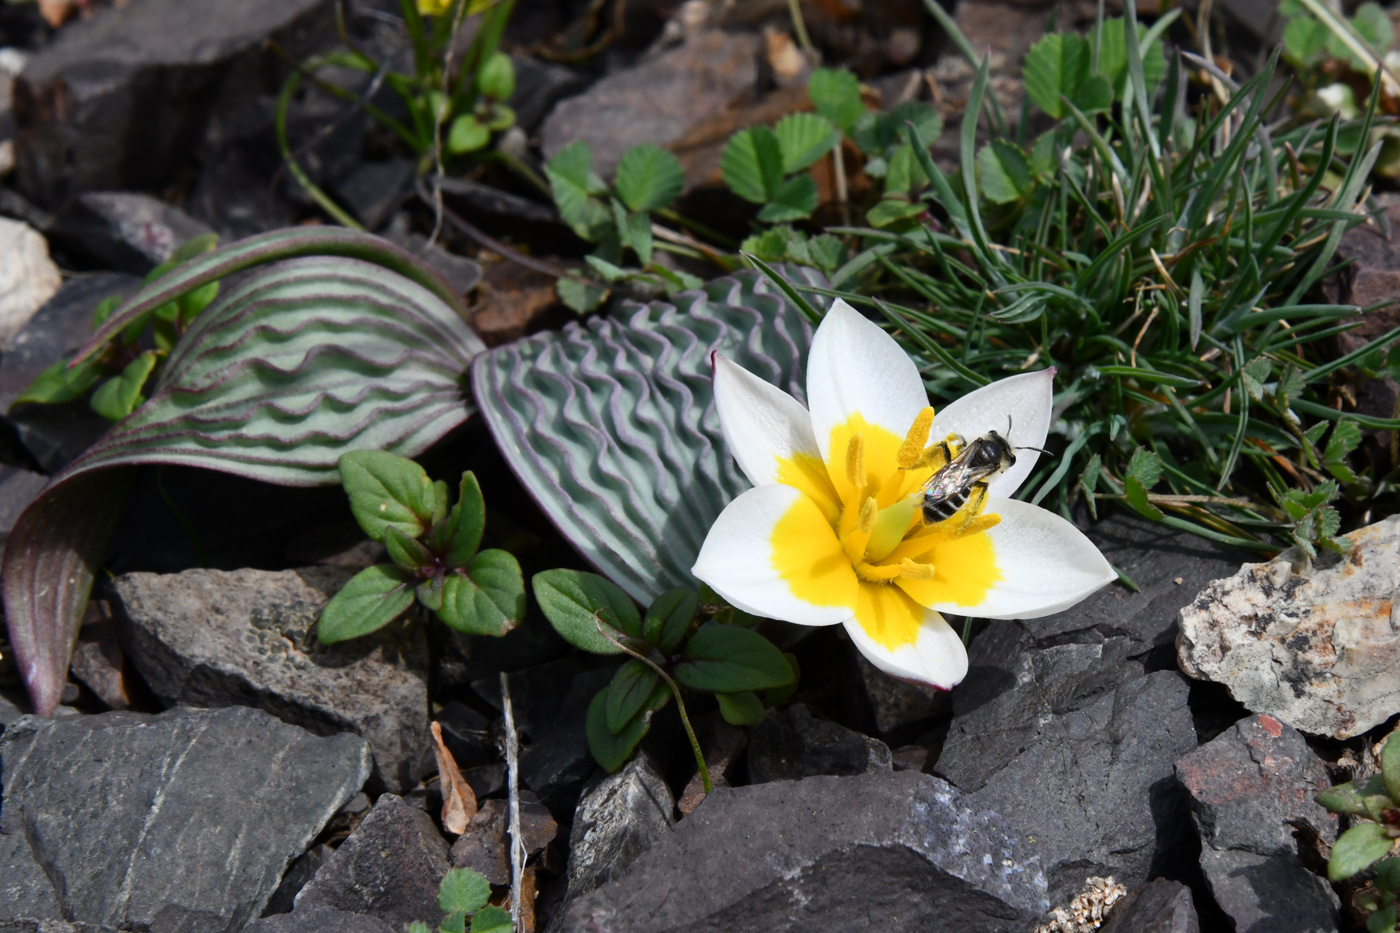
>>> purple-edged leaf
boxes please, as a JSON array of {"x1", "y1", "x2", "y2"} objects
[
  {"x1": 473, "y1": 268, "x2": 822, "y2": 603},
  {"x1": 437, "y1": 550, "x2": 525, "y2": 637},
  {"x1": 4, "y1": 232, "x2": 485, "y2": 713},
  {"x1": 317, "y1": 564, "x2": 416, "y2": 643},
  {"x1": 0, "y1": 469, "x2": 135, "y2": 716}
]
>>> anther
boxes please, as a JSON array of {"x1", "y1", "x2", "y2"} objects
[
  {"x1": 897, "y1": 407, "x2": 936, "y2": 469},
  {"x1": 899, "y1": 559, "x2": 936, "y2": 580},
  {"x1": 845, "y1": 434, "x2": 866, "y2": 489},
  {"x1": 857, "y1": 497, "x2": 878, "y2": 534}
]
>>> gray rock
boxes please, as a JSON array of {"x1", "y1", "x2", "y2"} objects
[
  {"x1": 509, "y1": 55, "x2": 588, "y2": 134},
  {"x1": 334, "y1": 160, "x2": 414, "y2": 231},
  {"x1": 855, "y1": 652, "x2": 949, "y2": 735},
  {"x1": 0, "y1": 690, "x2": 25, "y2": 728},
  {"x1": 1176, "y1": 714, "x2": 1339, "y2": 933},
  {"x1": 49, "y1": 191, "x2": 215, "y2": 273},
  {"x1": 567, "y1": 752, "x2": 676, "y2": 899},
  {"x1": 1099, "y1": 879, "x2": 1200, "y2": 933},
  {"x1": 243, "y1": 909, "x2": 396, "y2": 933},
  {"x1": 68, "y1": 618, "x2": 128, "y2": 711},
  {"x1": 449, "y1": 797, "x2": 559, "y2": 885},
  {"x1": 1178, "y1": 514, "x2": 1400, "y2": 738},
  {"x1": 0, "y1": 922, "x2": 117, "y2": 933},
  {"x1": 109, "y1": 566, "x2": 431, "y2": 792},
  {"x1": 963, "y1": 672, "x2": 1198, "y2": 905},
  {"x1": 263, "y1": 844, "x2": 329, "y2": 916},
  {"x1": 13, "y1": 0, "x2": 334, "y2": 207},
  {"x1": 0, "y1": 705, "x2": 370, "y2": 930},
  {"x1": 0, "y1": 466, "x2": 49, "y2": 547},
  {"x1": 748, "y1": 703, "x2": 893, "y2": 784},
  {"x1": 293, "y1": 794, "x2": 448, "y2": 931},
  {"x1": 557, "y1": 771, "x2": 1050, "y2": 933},
  {"x1": 540, "y1": 30, "x2": 760, "y2": 181},
  {"x1": 434, "y1": 699, "x2": 497, "y2": 768},
  {"x1": 0, "y1": 217, "x2": 60, "y2": 348}
]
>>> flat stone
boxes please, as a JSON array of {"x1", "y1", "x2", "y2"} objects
[
  {"x1": 49, "y1": 191, "x2": 214, "y2": 273},
  {"x1": 1177, "y1": 514, "x2": 1400, "y2": 738},
  {"x1": 1199, "y1": 848, "x2": 1338, "y2": 933},
  {"x1": 962, "y1": 672, "x2": 1199, "y2": 905},
  {"x1": 68, "y1": 616, "x2": 129, "y2": 710},
  {"x1": 293, "y1": 794, "x2": 449, "y2": 931},
  {"x1": 855, "y1": 652, "x2": 949, "y2": 735},
  {"x1": 109, "y1": 566, "x2": 431, "y2": 793},
  {"x1": 557, "y1": 770, "x2": 1050, "y2": 933},
  {"x1": 12, "y1": 0, "x2": 334, "y2": 207},
  {"x1": 0, "y1": 217, "x2": 59, "y2": 348},
  {"x1": 1098, "y1": 879, "x2": 1200, "y2": 933},
  {"x1": 0, "y1": 705, "x2": 370, "y2": 930},
  {"x1": 747, "y1": 703, "x2": 893, "y2": 783},
  {"x1": 242, "y1": 909, "x2": 396, "y2": 933},
  {"x1": 448, "y1": 797, "x2": 558, "y2": 885},
  {"x1": 509, "y1": 54, "x2": 588, "y2": 133},
  {"x1": 540, "y1": 30, "x2": 761, "y2": 180},
  {"x1": 567, "y1": 752, "x2": 675, "y2": 899}
]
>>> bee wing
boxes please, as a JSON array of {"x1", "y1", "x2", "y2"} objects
[{"x1": 922, "y1": 460, "x2": 978, "y2": 506}]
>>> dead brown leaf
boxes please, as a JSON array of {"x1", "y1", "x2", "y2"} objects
[{"x1": 431, "y1": 720, "x2": 479, "y2": 834}]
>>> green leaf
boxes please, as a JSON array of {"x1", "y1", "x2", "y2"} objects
[
  {"x1": 1096, "y1": 18, "x2": 1166, "y2": 96},
  {"x1": 808, "y1": 68, "x2": 864, "y2": 133},
  {"x1": 12, "y1": 355, "x2": 101, "y2": 408},
  {"x1": 470, "y1": 906, "x2": 514, "y2": 933},
  {"x1": 88, "y1": 350, "x2": 158, "y2": 422},
  {"x1": 757, "y1": 175, "x2": 819, "y2": 223},
  {"x1": 437, "y1": 550, "x2": 525, "y2": 636},
  {"x1": 1126, "y1": 447, "x2": 1164, "y2": 489},
  {"x1": 586, "y1": 687, "x2": 654, "y2": 772},
  {"x1": 1080, "y1": 454, "x2": 1103, "y2": 520},
  {"x1": 615, "y1": 143, "x2": 685, "y2": 213},
  {"x1": 808, "y1": 235, "x2": 844, "y2": 273},
  {"x1": 385, "y1": 526, "x2": 435, "y2": 574},
  {"x1": 674, "y1": 624, "x2": 796, "y2": 693},
  {"x1": 1074, "y1": 74, "x2": 1115, "y2": 113},
  {"x1": 1284, "y1": 17, "x2": 1329, "y2": 66},
  {"x1": 977, "y1": 140, "x2": 1034, "y2": 204},
  {"x1": 1023, "y1": 32, "x2": 1090, "y2": 118},
  {"x1": 532, "y1": 569, "x2": 641, "y2": 653},
  {"x1": 1242, "y1": 357, "x2": 1272, "y2": 401},
  {"x1": 405, "y1": 923, "x2": 433, "y2": 933},
  {"x1": 440, "y1": 866, "x2": 492, "y2": 914},
  {"x1": 606, "y1": 659, "x2": 662, "y2": 733},
  {"x1": 775, "y1": 112, "x2": 839, "y2": 174},
  {"x1": 484, "y1": 103, "x2": 515, "y2": 132},
  {"x1": 716, "y1": 690, "x2": 765, "y2": 726},
  {"x1": 866, "y1": 198, "x2": 925, "y2": 228},
  {"x1": 339, "y1": 451, "x2": 438, "y2": 543},
  {"x1": 643, "y1": 586, "x2": 698, "y2": 652},
  {"x1": 443, "y1": 471, "x2": 486, "y2": 568},
  {"x1": 1325, "y1": 420, "x2": 1362, "y2": 483},
  {"x1": 557, "y1": 273, "x2": 609, "y2": 313},
  {"x1": 629, "y1": 211, "x2": 653, "y2": 267},
  {"x1": 890, "y1": 101, "x2": 943, "y2": 148},
  {"x1": 721, "y1": 127, "x2": 784, "y2": 203},
  {"x1": 1384, "y1": 732, "x2": 1400, "y2": 804},
  {"x1": 1367, "y1": 904, "x2": 1397, "y2": 933},
  {"x1": 478, "y1": 51, "x2": 516, "y2": 100},
  {"x1": 547, "y1": 141, "x2": 612, "y2": 241},
  {"x1": 417, "y1": 575, "x2": 444, "y2": 612},
  {"x1": 448, "y1": 115, "x2": 491, "y2": 154},
  {"x1": 317, "y1": 564, "x2": 415, "y2": 643},
  {"x1": 1329, "y1": 822, "x2": 1397, "y2": 881},
  {"x1": 765, "y1": 651, "x2": 801, "y2": 705},
  {"x1": 441, "y1": 911, "x2": 467, "y2": 933}
]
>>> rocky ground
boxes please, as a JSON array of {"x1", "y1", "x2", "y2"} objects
[{"x1": 0, "y1": 1, "x2": 1397, "y2": 932}]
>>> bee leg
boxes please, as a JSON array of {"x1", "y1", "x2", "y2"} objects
[
  {"x1": 909, "y1": 434, "x2": 962, "y2": 471},
  {"x1": 957, "y1": 481, "x2": 990, "y2": 535}
]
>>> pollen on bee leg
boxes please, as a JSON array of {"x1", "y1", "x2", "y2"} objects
[
  {"x1": 896, "y1": 407, "x2": 936, "y2": 469},
  {"x1": 845, "y1": 434, "x2": 866, "y2": 489},
  {"x1": 909, "y1": 432, "x2": 962, "y2": 471},
  {"x1": 899, "y1": 558, "x2": 935, "y2": 580},
  {"x1": 955, "y1": 512, "x2": 1001, "y2": 538}
]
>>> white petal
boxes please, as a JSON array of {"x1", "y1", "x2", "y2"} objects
[
  {"x1": 845, "y1": 610, "x2": 968, "y2": 690},
  {"x1": 931, "y1": 369, "x2": 1055, "y2": 498},
  {"x1": 713, "y1": 354, "x2": 822, "y2": 488},
  {"x1": 923, "y1": 498, "x2": 1115, "y2": 619},
  {"x1": 806, "y1": 299, "x2": 929, "y2": 462},
  {"x1": 691, "y1": 484, "x2": 852, "y2": 627}
]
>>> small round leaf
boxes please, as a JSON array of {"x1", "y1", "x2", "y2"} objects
[
  {"x1": 439, "y1": 866, "x2": 492, "y2": 914},
  {"x1": 1329, "y1": 822, "x2": 1397, "y2": 881}
]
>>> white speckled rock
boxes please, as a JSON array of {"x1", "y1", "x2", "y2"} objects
[
  {"x1": 1177, "y1": 515, "x2": 1400, "y2": 738},
  {"x1": 0, "y1": 218, "x2": 60, "y2": 349}
]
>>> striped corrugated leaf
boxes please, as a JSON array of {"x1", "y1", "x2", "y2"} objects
[
  {"x1": 5, "y1": 229, "x2": 484, "y2": 715},
  {"x1": 472, "y1": 268, "x2": 825, "y2": 604}
]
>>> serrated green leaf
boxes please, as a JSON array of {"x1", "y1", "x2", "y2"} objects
[
  {"x1": 775, "y1": 112, "x2": 839, "y2": 174},
  {"x1": 1096, "y1": 17, "x2": 1166, "y2": 96},
  {"x1": 89, "y1": 350, "x2": 158, "y2": 422},
  {"x1": 808, "y1": 235, "x2": 844, "y2": 273},
  {"x1": 448, "y1": 115, "x2": 491, "y2": 154},
  {"x1": 339, "y1": 451, "x2": 438, "y2": 543},
  {"x1": 440, "y1": 867, "x2": 493, "y2": 914},
  {"x1": 470, "y1": 906, "x2": 514, "y2": 933},
  {"x1": 532, "y1": 568, "x2": 640, "y2": 652},
  {"x1": 1330, "y1": 822, "x2": 1397, "y2": 881},
  {"x1": 644, "y1": 586, "x2": 698, "y2": 652},
  {"x1": 716, "y1": 690, "x2": 765, "y2": 726},
  {"x1": 1074, "y1": 74, "x2": 1115, "y2": 113},
  {"x1": 478, "y1": 51, "x2": 516, "y2": 100},
  {"x1": 405, "y1": 923, "x2": 433, "y2": 933},
  {"x1": 629, "y1": 211, "x2": 653, "y2": 267},
  {"x1": 437, "y1": 549, "x2": 525, "y2": 636},
  {"x1": 385, "y1": 526, "x2": 435, "y2": 573},
  {"x1": 441, "y1": 911, "x2": 467, "y2": 933},
  {"x1": 615, "y1": 143, "x2": 685, "y2": 213},
  {"x1": 547, "y1": 141, "x2": 612, "y2": 241},
  {"x1": 1029, "y1": 133, "x2": 1059, "y2": 178},
  {"x1": 1325, "y1": 420, "x2": 1362, "y2": 483},
  {"x1": 443, "y1": 471, "x2": 486, "y2": 568},
  {"x1": 1126, "y1": 447, "x2": 1164, "y2": 489},
  {"x1": 674, "y1": 624, "x2": 795, "y2": 693},
  {"x1": 721, "y1": 127, "x2": 784, "y2": 203},
  {"x1": 1243, "y1": 358, "x2": 1272, "y2": 401},
  {"x1": 317, "y1": 564, "x2": 415, "y2": 642},
  {"x1": 606, "y1": 658, "x2": 662, "y2": 733},
  {"x1": 977, "y1": 140, "x2": 1035, "y2": 204},
  {"x1": 757, "y1": 175, "x2": 819, "y2": 223},
  {"x1": 1124, "y1": 475, "x2": 1163, "y2": 520},
  {"x1": 587, "y1": 687, "x2": 652, "y2": 771},
  {"x1": 808, "y1": 68, "x2": 864, "y2": 133},
  {"x1": 1023, "y1": 32, "x2": 1090, "y2": 119}
]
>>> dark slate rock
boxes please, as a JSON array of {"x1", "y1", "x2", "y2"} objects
[
  {"x1": 243, "y1": 909, "x2": 396, "y2": 933},
  {"x1": 334, "y1": 159, "x2": 414, "y2": 231},
  {"x1": 854, "y1": 652, "x2": 950, "y2": 736},
  {"x1": 748, "y1": 703, "x2": 893, "y2": 784},
  {"x1": 0, "y1": 922, "x2": 117, "y2": 933},
  {"x1": 263, "y1": 844, "x2": 329, "y2": 916},
  {"x1": 448, "y1": 797, "x2": 558, "y2": 885},
  {"x1": 0, "y1": 705, "x2": 370, "y2": 930},
  {"x1": 68, "y1": 617, "x2": 129, "y2": 710},
  {"x1": 1099, "y1": 879, "x2": 1200, "y2": 933},
  {"x1": 109, "y1": 566, "x2": 431, "y2": 793},
  {"x1": 963, "y1": 671, "x2": 1198, "y2": 906},
  {"x1": 567, "y1": 752, "x2": 675, "y2": 899},
  {"x1": 509, "y1": 55, "x2": 588, "y2": 133},
  {"x1": 12, "y1": 0, "x2": 335, "y2": 207},
  {"x1": 435, "y1": 700, "x2": 497, "y2": 768},
  {"x1": 557, "y1": 771, "x2": 1050, "y2": 933},
  {"x1": 0, "y1": 465, "x2": 47, "y2": 546},
  {"x1": 293, "y1": 794, "x2": 449, "y2": 931},
  {"x1": 0, "y1": 690, "x2": 24, "y2": 728},
  {"x1": 485, "y1": 664, "x2": 613, "y2": 800},
  {"x1": 1176, "y1": 714, "x2": 1340, "y2": 932},
  {"x1": 49, "y1": 191, "x2": 214, "y2": 273}
]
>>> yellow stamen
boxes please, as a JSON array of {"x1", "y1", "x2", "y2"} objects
[
  {"x1": 845, "y1": 434, "x2": 865, "y2": 490},
  {"x1": 842, "y1": 496, "x2": 878, "y2": 565},
  {"x1": 956, "y1": 512, "x2": 1002, "y2": 538},
  {"x1": 854, "y1": 561, "x2": 905, "y2": 583},
  {"x1": 857, "y1": 497, "x2": 878, "y2": 534},
  {"x1": 909, "y1": 432, "x2": 963, "y2": 471},
  {"x1": 899, "y1": 558, "x2": 936, "y2": 580},
  {"x1": 897, "y1": 407, "x2": 936, "y2": 468}
]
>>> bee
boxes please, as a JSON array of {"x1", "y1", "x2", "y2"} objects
[{"x1": 920, "y1": 424, "x2": 1047, "y2": 527}]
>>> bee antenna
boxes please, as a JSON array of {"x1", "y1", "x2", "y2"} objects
[{"x1": 1015, "y1": 445, "x2": 1053, "y2": 455}]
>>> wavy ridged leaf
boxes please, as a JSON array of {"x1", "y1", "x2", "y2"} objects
[
  {"x1": 473, "y1": 268, "x2": 822, "y2": 603},
  {"x1": 4, "y1": 234, "x2": 484, "y2": 714}
]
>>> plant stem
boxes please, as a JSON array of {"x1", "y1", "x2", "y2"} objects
[{"x1": 786, "y1": 0, "x2": 816, "y2": 60}]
